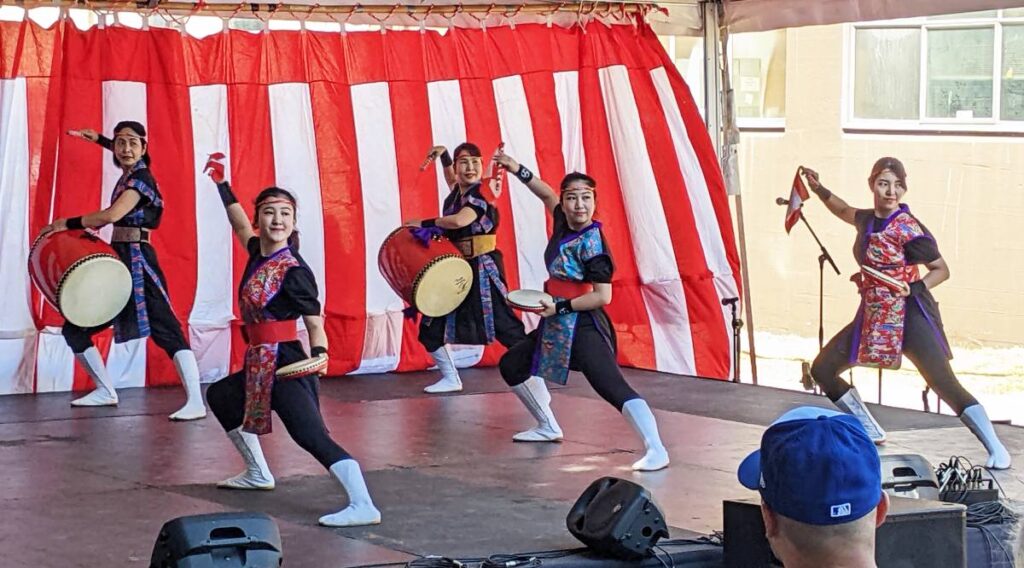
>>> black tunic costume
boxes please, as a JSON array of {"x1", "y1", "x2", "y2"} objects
[
  {"x1": 499, "y1": 206, "x2": 639, "y2": 411},
  {"x1": 418, "y1": 182, "x2": 526, "y2": 351},
  {"x1": 811, "y1": 208, "x2": 978, "y2": 414},
  {"x1": 62, "y1": 137, "x2": 189, "y2": 357},
  {"x1": 207, "y1": 237, "x2": 350, "y2": 468}
]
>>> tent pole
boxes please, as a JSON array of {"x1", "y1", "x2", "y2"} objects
[{"x1": 706, "y1": 0, "x2": 758, "y2": 384}]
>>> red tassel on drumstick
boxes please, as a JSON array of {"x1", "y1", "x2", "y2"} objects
[
  {"x1": 483, "y1": 142, "x2": 506, "y2": 202},
  {"x1": 204, "y1": 152, "x2": 227, "y2": 183}
]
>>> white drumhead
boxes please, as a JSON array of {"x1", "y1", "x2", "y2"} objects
[
  {"x1": 277, "y1": 354, "x2": 328, "y2": 378},
  {"x1": 59, "y1": 256, "x2": 132, "y2": 327},
  {"x1": 507, "y1": 289, "x2": 553, "y2": 311},
  {"x1": 414, "y1": 256, "x2": 474, "y2": 317}
]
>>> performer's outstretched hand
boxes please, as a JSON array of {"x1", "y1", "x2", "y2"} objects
[
  {"x1": 801, "y1": 166, "x2": 823, "y2": 191},
  {"x1": 204, "y1": 152, "x2": 227, "y2": 184},
  {"x1": 420, "y1": 145, "x2": 448, "y2": 171},
  {"x1": 403, "y1": 219, "x2": 423, "y2": 228},
  {"x1": 66, "y1": 128, "x2": 99, "y2": 142},
  {"x1": 492, "y1": 149, "x2": 519, "y2": 174}
]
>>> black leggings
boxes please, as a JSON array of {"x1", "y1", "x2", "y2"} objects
[
  {"x1": 62, "y1": 271, "x2": 189, "y2": 357},
  {"x1": 812, "y1": 301, "x2": 978, "y2": 415},
  {"x1": 499, "y1": 314, "x2": 640, "y2": 411},
  {"x1": 206, "y1": 372, "x2": 350, "y2": 469}
]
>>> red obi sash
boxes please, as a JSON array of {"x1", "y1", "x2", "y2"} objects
[
  {"x1": 242, "y1": 320, "x2": 298, "y2": 345},
  {"x1": 545, "y1": 278, "x2": 594, "y2": 299}
]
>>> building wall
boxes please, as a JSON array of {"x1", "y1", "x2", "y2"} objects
[{"x1": 735, "y1": 24, "x2": 1024, "y2": 347}]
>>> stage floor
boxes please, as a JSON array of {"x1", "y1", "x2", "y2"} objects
[{"x1": 2, "y1": 368, "x2": 1022, "y2": 567}]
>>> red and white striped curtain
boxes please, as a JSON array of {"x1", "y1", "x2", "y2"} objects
[{"x1": 0, "y1": 19, "x2": 740, "y2": 395}]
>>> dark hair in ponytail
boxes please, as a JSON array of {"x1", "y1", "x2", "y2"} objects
[{"x1": 252, "y1": 186, "x2": 301, "y2": 251}]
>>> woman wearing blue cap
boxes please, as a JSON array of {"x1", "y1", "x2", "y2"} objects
[{"x1": 801, "y1": 158, "x2": 1010, "y2": 470}]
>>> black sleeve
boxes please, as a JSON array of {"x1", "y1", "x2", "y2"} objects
[
  {"x1": 282, "y1": 266, "x2": 322, "y2": 316},
  {"x1": 96, "y1": 135, "x2": 114, "y2": 152},
  {"x1": 246, "y1": 236, "x2": 260, "y2": 258},
  {"x1": 123, "y1": 171, "x2": 159, "y2": 206},
  {"x1": 460, "y1": 188, "x2": 487, "y2": 221},
  {"x1": 584, "y1": 256, "x2": 614, "y2": 283},
  {"x1": 905, "y1": 236, "x2": 941, "y2": 265},
  {"x1": 853, "y1": 209, "x2": 872, "y2": 229}
]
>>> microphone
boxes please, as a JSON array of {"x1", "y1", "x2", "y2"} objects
[
  {"x1": 775, "y1": 197, "x2": 790, "y2": 206},
  {"x1": 721, "y1": 297, "x2": 739, "y2": 306}
]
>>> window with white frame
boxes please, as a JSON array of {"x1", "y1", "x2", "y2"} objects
[
  {"x1": 659, "y1": 29, "x2": 787, "y2": 129},
  {"x1": 847, "y1": 9, "x2": 1024, "y2": 131}
]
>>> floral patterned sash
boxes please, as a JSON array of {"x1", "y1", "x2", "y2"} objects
[{"x1": 239, "y1": 247, "x2": 299, "y2": 435}]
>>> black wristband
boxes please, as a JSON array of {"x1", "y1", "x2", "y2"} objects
[
  {"x1": 555, "y1": 299, "x2": 574, "y2": 315},
  {"x1": 439, "y1": 150, "x2": 453, "y2": 168},
  {"x1": 311, "y1": 346, "x2": 328, "y2": 358},
  {"x1": 66, "y1": 216, "x2": 84, "y2": 230},
  {"x1": 515, "y1": 165, "x2": 534, "y2": 184},
  {"x1": 811, "y1": 185, "x2": 833, "y2": 201},
  {"x1": 217, "y1": 181, "x2": 238, "y2": 207},
  {"x1": 909, "y1": 280, "x2": 927, "y2": 297},
  {"x1": 421, "y1": 218, "x2": 437, "y2": 229}
]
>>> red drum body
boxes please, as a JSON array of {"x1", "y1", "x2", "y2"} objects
[
  {"x1": 28, "y1": 230, "x2": 132, "y2": 327},
  {"x1": 378, "y1": 227, "x2": 473, "y2": 317}
]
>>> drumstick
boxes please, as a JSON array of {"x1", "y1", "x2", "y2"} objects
[
  {"x1": 489, "y1": 142, "x2": 506, "y2": 199},
  {"x1": 861, "y1": 265, "x2": 905, "y2": 292}
]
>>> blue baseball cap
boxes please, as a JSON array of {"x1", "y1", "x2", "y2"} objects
[{"x1": 737, "y1": 406, "x2": 882, "y2": 526}]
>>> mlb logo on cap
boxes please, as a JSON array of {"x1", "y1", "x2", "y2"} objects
[
  {"x1": 831, "y1": 503, "x2": 852, "y2": 518},
  {"x1": 737, "y1": 406, "x2": 883, "y2": 526}
]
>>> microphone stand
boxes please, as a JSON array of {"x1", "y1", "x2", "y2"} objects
[
  {"x1": 797, "y1": 208, "x2": 840, "y2": 372},
  {"x1": 722, "y1": 298, "x2": 742, "y2": 382}
]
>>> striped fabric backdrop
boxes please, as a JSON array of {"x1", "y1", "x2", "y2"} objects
[{"x1": 0, "y1": 19, "x2": 740, "y2": 395}]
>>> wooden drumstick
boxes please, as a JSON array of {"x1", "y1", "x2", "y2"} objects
[
  {"x1": 489, "y1": 142, "x2": 506, "y2": 199},
  {"x1": 420, "y1": 149, "x2": 441, "y2": 171}
]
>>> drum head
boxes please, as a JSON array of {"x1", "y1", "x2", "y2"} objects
[
  {"x1": 59, "y1": 256, "x2": 132, "y2": 327},
  {"x1": 413, "y1": 256, "x2": 474, "y2": 317},
  {"x1": 277, "y1": 354, "x2": 328, "y2": 378},
  {"x1": 507, "y1": 289, "x2": 553, "y2": 313}
]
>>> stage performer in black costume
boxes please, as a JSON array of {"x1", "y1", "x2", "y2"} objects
[
  {"x1": 42, "y1": 123, "x2": 206, "y2": 420},
  {"x1": 490, "y1": 151, "x2": 670, "y2": 472},
  {"x1": 804, "y1": 157, "x2": 1010, "y2": 469},
  {"x1": 202, "y1": 155, "x2": 381, "y2": 526},
  {"x1": 406, "y1": 143, "x2": 527, "y2": 393}
]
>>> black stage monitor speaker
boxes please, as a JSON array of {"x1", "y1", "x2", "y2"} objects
[
  {"x1": 723, "y1": 496, "x2": 966, "y2": 568},
  {"x1": 150, "y1": 512, "x2": 283, "y2": 568},
  {"x1": 566, "y1": 477, "x2": 669, "y2": 559},
  {"x1": 880, "y1": 454, "x2": 939, "y2": 500}
]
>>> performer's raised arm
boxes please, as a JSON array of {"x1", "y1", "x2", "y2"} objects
[
  {"x1": 421, "y1": 145, "x2": 457, "y2": 189},
  {"x1": 802, "y1": 167, "x2": 857, "y2": 226},
  {"x1": 67, "y1": 127, "x2": 113, "y2": 151},
  {"x1": 204, "y1": 153, "x2": 256, "y2": 247},
  {"x1": 492, "y1": 151, "x2": 559, "y2": 212}
]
